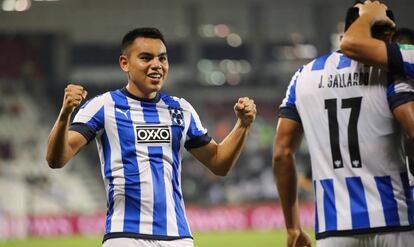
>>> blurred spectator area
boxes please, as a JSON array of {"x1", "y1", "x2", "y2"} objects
[
  {"x1": 0, "y1": 81, "x2": 104, "y2": 217},
  {"x1": 0, "y1": 34, "x2": 53, "y2": 80}
]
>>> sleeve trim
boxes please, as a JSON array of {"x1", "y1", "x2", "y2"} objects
[
  {"x1": 278, "y1": 106, "x2": 301, "y2": 123},
  {"x1": 184, "y1": 133, "x2": 212, "y2": 150},
  {"x1": 69, "y1": 122, "x2": 96, "y2": 144},
  {"x1": 388, "y1": 92, "x2": 414, "y2": 110}
]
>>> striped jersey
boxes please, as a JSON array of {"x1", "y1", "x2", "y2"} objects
[
  {"x1": 388, "y1": 43, "x2": 414, "y2": 201},
  {"x1": 279, "y1": 50, "x2": 414, "y2": 239},
  {"x1": 387, "y1": 43, "x2": 414, "y2": 80},
  {"x1": 70, "y1": 88, "x2": 211, "y2": 241}
]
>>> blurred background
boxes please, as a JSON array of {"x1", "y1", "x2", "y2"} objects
[{"x1": 0, "y1": 0, "x2": 412, "y2": 243}]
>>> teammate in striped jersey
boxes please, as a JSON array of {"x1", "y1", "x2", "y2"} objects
[
  {"x1": 392, "y1": 27, "x2": 414, "y2": 205},
  {"x1": 46, "y1": 27, "x2": 256, "y2": 247},
  {"x1": 273, "y1": 1, "x2": 414, "y2": 247},
  {"x1": 341, "y1": 0, "x2": 414, "y2": 211}
]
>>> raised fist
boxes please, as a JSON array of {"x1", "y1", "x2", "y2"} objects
[
  {"x1": 234, "y1": 97, "x2": 256, "y2": 127},
  {"x1": 61, "y1": 84, "x2": 87, "y2": 115}
]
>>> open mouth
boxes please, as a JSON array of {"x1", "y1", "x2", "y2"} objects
[{"x1": 147, "y1": 73, "x2": 162, "y2": 79}]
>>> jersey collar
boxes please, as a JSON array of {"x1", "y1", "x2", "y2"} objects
[{"x1": 120, "y1": 87, "x2": 161, "y2": 103}]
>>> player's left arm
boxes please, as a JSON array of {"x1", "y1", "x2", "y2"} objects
[
  {"x1": 189, "y1": 97, "x2": 256, "y2": 176},
  {"x1": 393, "y1": 101, "x2": 414, "y2": 159}
]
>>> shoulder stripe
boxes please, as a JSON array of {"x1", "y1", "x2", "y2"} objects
[
  {"x1": 312, "y1": 54, "x2": 331, "y2": 71},
  {"x1": 286, "y1": 66, "x2": 304, "y2": 105},
  {"x1": 337, "y1": 55, "x2": 352, "y2": 70}
]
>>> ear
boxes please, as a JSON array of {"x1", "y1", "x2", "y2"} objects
[{"x1": 119, "y1": 55, "x2": 129, "y2": 72}]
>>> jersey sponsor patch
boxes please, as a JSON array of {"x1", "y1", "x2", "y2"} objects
[{"x1": 136, "y1": 125, "x2": 171, "y2": 144}]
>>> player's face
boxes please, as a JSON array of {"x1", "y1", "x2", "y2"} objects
[{"x1": 120, "y1": 37, "x2": 169, "y2": 99}]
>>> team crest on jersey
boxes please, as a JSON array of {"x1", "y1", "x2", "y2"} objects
[
  {"x1": 136, "y1": 125, "x2": 171, "y2": 144},
  {"x1": 169, "y1": 107, "x2": 184, "y2": 127}
]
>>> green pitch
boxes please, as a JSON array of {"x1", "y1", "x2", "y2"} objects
[{"x1": 0, "y1": 230, "x2": 316, "y2": 247}]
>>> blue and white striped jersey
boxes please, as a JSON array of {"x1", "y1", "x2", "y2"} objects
[
  {"x1": 387, "y1": 43, "x2": 414, "y2": 80},
  {"x1": 70, "y1": 88, "x2": 211, "y2": 241},
  {"x1": 279, "y1": 51, "x2": 414, "y2": 239},
  {"x1": 388, "y1": 42, "x2": 414, "y2": 211}
]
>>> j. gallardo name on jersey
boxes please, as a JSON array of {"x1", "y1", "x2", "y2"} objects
[{"x1": 318, "y1": 71, "x2": 370, "y2": 89}]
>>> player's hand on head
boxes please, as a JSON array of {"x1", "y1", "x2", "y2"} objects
[
  {"x1": 62, "y1": 84, "x2": 88, "y2": 115},
  {"x1": 357, "y1": 0, "x2": 395, "y2": 28},
  {"x1": 234, "y1": 97, "x2": 256, "y2": 127}
]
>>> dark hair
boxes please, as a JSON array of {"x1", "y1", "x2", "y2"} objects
[
  {"x1": 392, "y1": 28, "x2": 414, "y2": 44},
  {"x1": 344, "y1": 1, "x2": 364, "y2": 31},
  {"x1": 121, "y1": 27, "x2": 166, "y2": 55},
  {"x1": 344, "y1": 0, "x2": 395, "y2": 38}
]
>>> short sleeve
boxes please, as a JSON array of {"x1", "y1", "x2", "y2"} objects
[
  {"x1": 278, "y1": 66, "x2": 303, "y2": 123},
  {"x1": 387, "y1": 43, "x2": 414, "y2": 80},
  {"x1": 386, "y1": 79, "x2": 414, "y2": 110},
  {"x1": 69, "y1": 95, "x2": 105, "y2": 143},
  {"x1": 181, "y1": 99, "x2": 212, "y2": 150}
]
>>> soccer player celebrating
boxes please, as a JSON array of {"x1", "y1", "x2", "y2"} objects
[
  {"x1": 341, "y1": 0, "x2": 414, "y2": 209},
  {"x1": 391, "y1": 26, "x2": 414, "y2": 205},
  {"x1": 273, "y1": 1, "x2": 414, "y2": 247},
  {"x1": 46, "y1": 27, "x2": 256, "y2": 247}
]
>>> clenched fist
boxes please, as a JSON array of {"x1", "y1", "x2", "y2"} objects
[
  {"x1": 61, "y1": 84, "x2": 87, "y2": 116},
  {"x1": 234, "y1": 97, "x2": 256, "y2": 127}
]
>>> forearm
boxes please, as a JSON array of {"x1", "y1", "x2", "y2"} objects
[
  {"x1": 46, "y1": 112, "x2": 74, "y2": 168},
  {"x1": 341, "y1": 15, "x2": 373, "y2": 54},
  {"x1": 341, "y1": 16, "x2": 385, "y2": 63},
  {"x1": 273, "y1": 153, "x2": 301, "y2": 230},
  {"x1": 344, "y1": 15, "x2": 373, "y2": 40},
  {"x1": 213, "y1": 119, "x2": 251, "y2": 175},
  {"x1": 340, "y1": 4, "x2": 391, "y2": 69}
]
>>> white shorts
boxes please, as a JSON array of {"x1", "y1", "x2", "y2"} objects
[
  {"x1": 317, "y1": 231, "x2": 414, "y2": 247},
  {"x1": 103, "y1": 237, "x2": 194, "y2": 247}
]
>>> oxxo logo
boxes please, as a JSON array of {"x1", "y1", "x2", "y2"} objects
[{"x1": 136, "y1": 125, "x2": 171, "y2": 143}]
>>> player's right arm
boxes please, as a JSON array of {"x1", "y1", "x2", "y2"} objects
[
  {"x1": 273, "y1": 118, "x2": 311, "y2": 247},
  {"x1": 46, "y1": 84, "x2": 88, "y2": 169},
  {"x1": 272, "y1": 67, "x2": 311, "y2": 247}
]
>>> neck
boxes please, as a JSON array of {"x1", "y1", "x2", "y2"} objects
[{"x1": 126, "y1": 82, "x2": 157, "y2": 100}]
